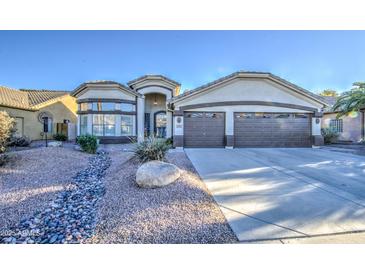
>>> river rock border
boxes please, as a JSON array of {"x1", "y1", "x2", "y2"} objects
[{"x1": 1, "y1": 151, "x2": 111, "y2": 244}]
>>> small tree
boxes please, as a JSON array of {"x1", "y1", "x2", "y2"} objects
[{"x1": 0, "y1": 111, "x2": 14, "y2": 153}]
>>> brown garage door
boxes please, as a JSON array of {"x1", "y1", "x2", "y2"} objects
[
  {"x1": 184, "y1": 112, "x2": 225, "y2": 147},
  {"x1": 234, "y1": 112, "x2": 312, "y2": 147}
]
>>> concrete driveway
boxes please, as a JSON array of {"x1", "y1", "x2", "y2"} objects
[{"x1": 185, "y1": 148, "x2": 365, "y2": 242}]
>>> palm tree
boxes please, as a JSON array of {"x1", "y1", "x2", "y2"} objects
[{"x1": 333, "y1": 82, "x2": 365, "y2": 117}]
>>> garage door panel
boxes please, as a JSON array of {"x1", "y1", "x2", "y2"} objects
[
  {"x1": 234, "y1": 112, "x2": 311, "y2": 147},
  {"x1": 184, "y1": 112, "x2": 225, "y2": 148}
]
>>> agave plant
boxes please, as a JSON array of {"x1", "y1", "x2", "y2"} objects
[{"x1": 333, "y1": 82, "x2": 365, "y2": 117}]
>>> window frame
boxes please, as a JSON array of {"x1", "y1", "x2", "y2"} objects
[
  {"x1": 80, "y1": 114, "x2": 88, "y2": 135},
  {"x1": 92, "y1": 114, "x2": 116, "y2": 136},
  {"x1": 121, "y1": 115, "x2": 134, "y2": 136},
  {"x1": 329, "y1": 119, "x2": 343, "y2": 133},
  {"x1": 120, "y1": 103, "x2": 136, "y2": 112},
  {"x1": 79, "y1": 102, "x2": 89, "y2": 111},
  {"x1": 92, "y1": 102, "x2": 116, "y2": 111}
]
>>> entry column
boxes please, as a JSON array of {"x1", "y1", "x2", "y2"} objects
[
  {"x1": 225, "y1": 111, "x2": 234, "y2": 148},
  {"x1": 173, "y1": 111, "x2": 184, "y2": 148},
  {"x1": 312, "y1": 112, "x2": 324, "y2": 146},
  {"x1": 166, "y1": 111, "x2": 172, "y2": 138},
  {"x1": 137, "y1": 96, "x2": 145, "y2": 142}
]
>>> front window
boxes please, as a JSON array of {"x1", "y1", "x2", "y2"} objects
[
  {"x1": 92, "y1": 102, "x2": 116, "y2": 111},
  {"x1": 330, "y1": 119, "x2": 343, "y2": 133},
  {"x1": 80, "y1": 115, "x2": 88, "y2": 135},
  {"x1": 104, "y1": 115, "x2": 116, "y2": 136},
  {"x1": 92, "y1": 114, "x2": 116, "y2": 136},
  {"x1": 80, "y1": 103, "x2": 88, "y2": 111},
  {"x1": 121, "y1": 115, "x2": 134, "y2": 136},
  {"x1": 121, "y1": 103, "x2": 135, "y2": 112}
]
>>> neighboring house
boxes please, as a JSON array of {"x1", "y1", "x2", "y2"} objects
[
  {"x1": 0, "y1": 86, "x2": 77, "y2": 140},
  {"x1": 71, "y1": 71, "x2": 328, "y2": 147},
  {"x1": 321, "y1": 96, "x2": 365, "y2": 142}
]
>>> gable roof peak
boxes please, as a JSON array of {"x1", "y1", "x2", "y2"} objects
[
  {"x1": 172, "y1": 70, "x2": 328, "y2": 106},
  {"x1": 71, "y1": 80, "x2": 138, "y2": 97},
  {"x1": 127, "y1": 74, "x2": 180, "y2": 87}
]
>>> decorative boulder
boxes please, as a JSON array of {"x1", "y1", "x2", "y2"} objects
[
  {"x1": 48, "y1": 141, "x2": 63, "y2": 147},
  {"x1": 136, "y1": 160, "x2": 180, "y2": 188}
]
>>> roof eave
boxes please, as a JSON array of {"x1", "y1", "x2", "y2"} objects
[
  {"x1": 72, "y1": 82, "x2": 140, "y2": 98},
  {"x1": 0, "y1": 103, "x2": 37, "y2": 111}
]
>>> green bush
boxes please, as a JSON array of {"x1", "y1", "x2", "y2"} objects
[
  {"x1": 134, "y1": 136, "x2": 170, "y2": 162},
  {"x1": 0, "y1": 111, "x2": 14, "y2": 153},
  {"x1": 77, "y1": 135, "x2": 98, "y2": 154},
  {"x1": 0, "y1": 153, "x2": 9, "y2": 166},
  {"x1": 165, "y1": 137, "x2": 173, "y2": 146},
  {"x1": 321, "y1": 128, "x2": 339, "y2": 144},
  {"x1": 53, "y1": 133, "x2": 67, "y2": 141},
  {"x1": 8, "y1": 135, "x2": 31, "y2": 147}
]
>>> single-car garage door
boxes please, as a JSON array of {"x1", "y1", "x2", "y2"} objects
[
  {"x1": 234, "y1": 112, "x2": 311, "y2": 147},
  {"x1": 184, "y1": 112, "x2": 225, "y2": 147}
]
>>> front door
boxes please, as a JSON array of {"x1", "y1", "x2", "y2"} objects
[{"x1": 154, "y1": 111, "x2": 167, "y2": 138}]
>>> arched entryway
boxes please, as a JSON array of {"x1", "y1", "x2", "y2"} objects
[
  {"x1": 144, "y1": 93, "x2": 168, "y2": 137},
  {"x1": 133, "y1": 76, "x2": 179, "y2": 142}
]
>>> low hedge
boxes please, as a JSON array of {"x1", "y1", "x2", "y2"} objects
[{"x1": 77, "y1": 135, "x2": 98, "y2": 154}]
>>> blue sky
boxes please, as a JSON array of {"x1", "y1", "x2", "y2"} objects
[{"x1": 0, "y1": 31, "x2": 364, "y2": 94}]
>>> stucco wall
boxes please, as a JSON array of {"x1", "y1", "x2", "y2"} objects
[
  {"x1": 174, "y1": 78, "x2": 323, "y2": 111},
  {"x1": 77, "y1": 89, "x2": 136, "y2": 101},
  {"x1": 0, "y1": 95, "x2": 77, "y2": 140},
  {"x1": 322, "y1": 112, "x2": 363, "y2": 142}
]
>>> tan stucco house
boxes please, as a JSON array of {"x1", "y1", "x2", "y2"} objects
[
  {"x1": 0, "y1": 86, "x2": 77, "y2": 140},
  {"x1": 71, "y1": 71, "x2": 328, "y2": 147},
  {"x1": 321, "y1": 96, "x2": 365, "y2": 142},
  {"x1": 1, "y1": 72, "x2": 330, "y2": 147}
]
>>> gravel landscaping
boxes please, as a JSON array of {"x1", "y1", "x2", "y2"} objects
[
  {"x1": 88, "y1": 150, "x2": 237, "y2": 244},
  {"x1": 1, "y1": 145, "x2": 236, "y2": 244},
  {"x1": 0, "y1": 147, "x2": 90, "y2": 232},
  {"x1": 1, "y1": 149, "x2": 111, "y2": 244}
]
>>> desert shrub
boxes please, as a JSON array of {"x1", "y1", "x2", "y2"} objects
[
  {"x1": 165, "y1": 137, "x2": 173, "y2": 146},
  {"x1": 8, "y1": 135, "x2": 31, "y2": 147},
  {"x1": 53, "y1": 133, "x2": 67, "y2": 141},
  {"x1": 321, "y1": 128, "x2": 339, "y2": 144},
  {"x1": 76, "y1": 135, "x2": 98, "y2": 154},
  {"x1": 0, "y1": 111, "x2": 14, "y2": 153},
  {"x1": 134, "y1": 136, "x2": 170, "y2": 162}
]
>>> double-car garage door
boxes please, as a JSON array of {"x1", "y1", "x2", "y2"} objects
[
  {"x1": 234, "y1": 112, "x2": 311, "y2": 147},
  {"x1": 184, "y1": 111, "x2": 311, "y2": 148}
]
